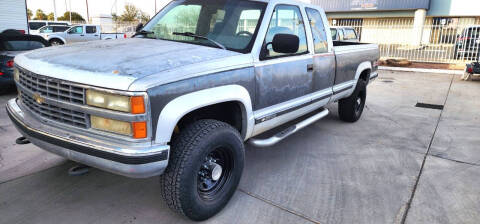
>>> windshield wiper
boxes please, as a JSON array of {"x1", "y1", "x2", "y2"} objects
[
  {"x1": 172, "y1": 32, "x2": 226, "y2": 50},
  {"x1": 134, "y1": 30, "x2": 155, "y2": 37}
]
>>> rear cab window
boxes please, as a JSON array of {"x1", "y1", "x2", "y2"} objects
[
  {"x1": 86, "y1": 26, "x2": 97, "y2": 34},
  {"x1": 306, "y1": 8, "x2": 328, "y2": 54},
  {"x1": 2, "y1": 40, "x2": 46, "y2": 51}
]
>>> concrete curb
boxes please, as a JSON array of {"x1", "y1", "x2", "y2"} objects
[{"x1": 379, "y1": 66, "x2": 464, "y2": 75}]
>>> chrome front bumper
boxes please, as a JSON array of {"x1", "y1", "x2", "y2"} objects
[{"x1": 6, "y1": 98, "x2": 169, "y2": 178}]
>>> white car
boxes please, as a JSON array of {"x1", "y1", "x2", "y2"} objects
[
  {"x1": 29, "y1": 20, "x2": 70, "y2": 35},
  {"x1": 42, "y1": 24, "x2": 127, "y2": 45}
]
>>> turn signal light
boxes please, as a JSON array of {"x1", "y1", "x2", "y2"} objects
[
  {"x1": 133, "y1": 121, "x2": 147, "y2": 139},
  {"x1": 131, "y1": 96, "x2": 145, "y2": 114}
]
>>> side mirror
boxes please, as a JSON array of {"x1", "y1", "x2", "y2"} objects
[
  {"x1": 271, "y1": 34, "x2": 299, "y2": 54},
  {"x1": 135, "y1": 23, "x2": 144, "y2": 32}
]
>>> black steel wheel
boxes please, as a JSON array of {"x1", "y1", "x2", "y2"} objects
[
  {"x1": 339, "y1": 79, "x2": 367, "y2": 122},
  {"x1": 160, "y1": 119, "x2": 244, "y2": 221}
]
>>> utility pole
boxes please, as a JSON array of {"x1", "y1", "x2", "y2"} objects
[
  {"x1": 86, "y1": 0, "x2": 90, "y2": 23},
  {"x1": 69, "y1": 0, "x2": 72, "y2": 23},
  {"x1": 53, "y1": 0, "x2": 57, "y2": 21},
  {"x1": 155, "y1": 0, "x2": 157, "y2": 15}
]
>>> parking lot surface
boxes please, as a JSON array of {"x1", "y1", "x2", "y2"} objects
[{"x1": 0, "y1": 70, "x2": 478, "y2": 224}]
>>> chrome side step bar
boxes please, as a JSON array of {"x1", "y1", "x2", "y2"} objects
[{"x1": 248, "y1": 109, "x2": 329, "y2": 148}]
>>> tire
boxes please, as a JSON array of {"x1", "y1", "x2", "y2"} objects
[
  {"x1": 338, "y1": 79, "x2": 367, "y2": 122},
  {"x1": 50, "y1": 39, "x2": 64, "y2": 46},
  {"x1": 160, "y1": 119, "x2": 245, "y2": 221}
]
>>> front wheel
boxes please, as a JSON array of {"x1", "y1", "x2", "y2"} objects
[
  {"x1": 338, "y1": 79, "x2": 367, "y2": 122},
  {"x1": 160, "y1": 119, "x2": 245, "y2": 221},
  {"x1": 49, "y1": 39, "x2": 64, "y2": 46}
]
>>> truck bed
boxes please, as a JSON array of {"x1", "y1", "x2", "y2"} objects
[{"x1": 333, "y1": 41, "x2": 379, "y2": 85}]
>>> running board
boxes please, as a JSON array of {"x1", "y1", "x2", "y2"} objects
[{"x1": 248, "y1": 109, "x2": 329, "y2": 148}]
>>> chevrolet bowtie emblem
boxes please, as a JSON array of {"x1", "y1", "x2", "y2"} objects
[{"x1": 33, "y1": 93, "x2": 45, "y2": 105}]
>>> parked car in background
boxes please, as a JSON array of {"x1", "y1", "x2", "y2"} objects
[
  {"x1": 28, "y1": 21, "x2": 71, "y2": 35},
  {"x1": 331, "y1": 26, "x2": 360, "y2": 42},
  {"x1": 0, "y1": 0, "x2": 28, "y2": 34},
  {"x1": 38, "y1": 25, "x2": 72, "y2": 34},
  {"x1": 0, "y1": 33, "x2": 50, "y2": 92},
  {"x1": 7, "y1": 0, "x2": 379, "y2": 220},
  {"x1": 44, "y1": 25, "x2": 127, "y2": 45},
  {"x1": 454, "y1": 25, "x2": 480, "y2": 59}
]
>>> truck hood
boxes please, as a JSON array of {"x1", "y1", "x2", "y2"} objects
[{"x1": 14, "y1": 38, "x2": 243, "y2": 90}]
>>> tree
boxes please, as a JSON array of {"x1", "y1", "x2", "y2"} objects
[
  {"x1": 118, "y1": 4, "x2": 150, "y2": 23},
  {"x1": 120, "y1": 4, "x2": 139, "y2": 22},
  {"x1": 58, "y1": 11, "x2": 85, "y2": 22},
  {"x1": 27, "y1": 9, "x2": 33, "y2": 20},
  {"x1": 34, "y1": 9, "x2": 48, "y2": 20},
  {"x1": 47, "y1": 13, "x2": 55, "y2": 21}
]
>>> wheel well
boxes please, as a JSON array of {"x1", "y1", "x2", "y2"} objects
[
  {"x1": 359, "y1": 69, "x2": 371, "y2": 82},
  {"x1": 49, "y1": 38, "x2": 63, "y2": 44},
  {"x1": 175, "y1": 101, "x2": 244, "y2": 138}
]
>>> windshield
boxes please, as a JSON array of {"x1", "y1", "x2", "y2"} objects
[
  {"x1": 142, "y1": 0, "x2": 267, "y2": 53},
  {"x1": 2, "y1": 40, "x2": 46, "y2": 51}
]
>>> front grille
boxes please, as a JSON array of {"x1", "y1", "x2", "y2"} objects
[
  {"x1": 16, "y1": 66, "x2": 88, "y2": 129},
  {"x1": 21, "y1": 91, "x2": 88, "y2": 128},
  {"x1": 17, "y1": 68, "x2": 85, "y2": 105}
]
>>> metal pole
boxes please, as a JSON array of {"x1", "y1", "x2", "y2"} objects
[
  {"x1": 69, "y1": 0, "x2": 72, "y2": 23},
  {"x1": 155, "y1": 0, "x2": 157, "y2": 15},
  {"x1": 64, "y1": 0, "x2": 67, "y2": 21},
  {"x1": 86, "y1": 0, "x2": 90, "y2": 23},
  {"x1": 53, "y1": 0, "x2": 57, "y2": 21}
]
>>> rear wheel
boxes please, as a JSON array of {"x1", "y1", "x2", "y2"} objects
[
  {"x1": 160, "y1": 119, "x2": 244, "y2": 221},
  {"x1": 338, "y1": 79, "x2": 367, "y2": 122}
]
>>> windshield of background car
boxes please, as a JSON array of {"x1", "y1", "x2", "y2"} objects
[
  {"x1": 3, "y1": 40, "x2": 46, "y2": 51},
  {"x1": 142, "y1": 0, "x2": 267, "y2": 53}
]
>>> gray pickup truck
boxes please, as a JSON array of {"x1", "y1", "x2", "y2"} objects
[{"x1": 6, "y1": 0, "x2": 379, "y2": 221}]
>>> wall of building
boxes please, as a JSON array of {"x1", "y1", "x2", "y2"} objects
[{"x1": 428, "y1": 0, "x2": 480, "y2": 17}]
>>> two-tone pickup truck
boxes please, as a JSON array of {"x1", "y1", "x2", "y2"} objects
[
  {"x1": 41, "y1": 24, "x2": 126, "y2": 45},
  {"x1": 6, "y1": 0, "x2": 379, "y2": 221}
]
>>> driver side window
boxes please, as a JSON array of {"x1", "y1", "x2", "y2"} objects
[
  {"x1": 263, "y1": 5, "x2": 308, "y2": 58},
  {"x1": 69, "y1": 26, "x2": 83, "y2": 34}
]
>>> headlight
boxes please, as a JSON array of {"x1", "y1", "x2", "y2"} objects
[
  {"x1": 86, "y1": 89, "x2": 145, "y2": 114},
  {"x1": 91, "y1": 115, "x2": 132, "y2": 136},
  {"x1": 13, "y1": 68, "x2": 20, "y2": 82},
  {"x1": 90, "y1": 115, "x2": 147, "y2": 138}
]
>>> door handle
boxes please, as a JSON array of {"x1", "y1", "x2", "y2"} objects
[
  {"x1": 80, "y1": 35, "x2": 84, "y2": 36},
  {"x1": 94, "y1": 34, "x2": 99, "y2": 36},
  {"x1": 307, "y1": 64, "x2": 314, "y2": 71}
]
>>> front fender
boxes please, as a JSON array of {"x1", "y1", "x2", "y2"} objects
[{"x1": 154, "y1": 85, "x2": 254, "y2": 144}]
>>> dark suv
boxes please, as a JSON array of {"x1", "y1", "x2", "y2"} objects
[
  {"x1": 0, "y1": 33, "x2": 50, "y2": 91},
  {"x1": 455, "y1": 26, "x2": 480, "y2": 60}
]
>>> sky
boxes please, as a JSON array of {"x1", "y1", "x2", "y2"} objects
[{"x1": 26, "y1": 0, "x2": 172, "y2": 20}]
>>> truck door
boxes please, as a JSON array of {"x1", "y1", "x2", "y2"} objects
[
  {"x1": 85, "y1": 26, "x2": 99, "y2": 41},
  {"x1": 65, "y1": 26, "x2": 84, "y2": 43},
  {"x1": 305, "y1": 8, "x2": 335, "y2": 92},
  {"x1": 254, "y1": 4, "x2": 313, "y2": 110}
]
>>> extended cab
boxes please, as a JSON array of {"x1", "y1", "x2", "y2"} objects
[
  {"x1": 7, "y1": 0, "x2": 379, "y2": 221},
  {"x1": 43, "y1": 24, "x2": 126, "y2": 45}
]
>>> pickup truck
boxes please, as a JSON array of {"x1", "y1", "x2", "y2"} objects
[
  {"x1": 331, "y1": 26, "x2": 360, "y2": 42},
  {"x1": 42, "y1": 24, "x2": 126, "y2": 45},
  {"x1": 7, "y1": 0, "x2": 379, "y2": 221}
]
